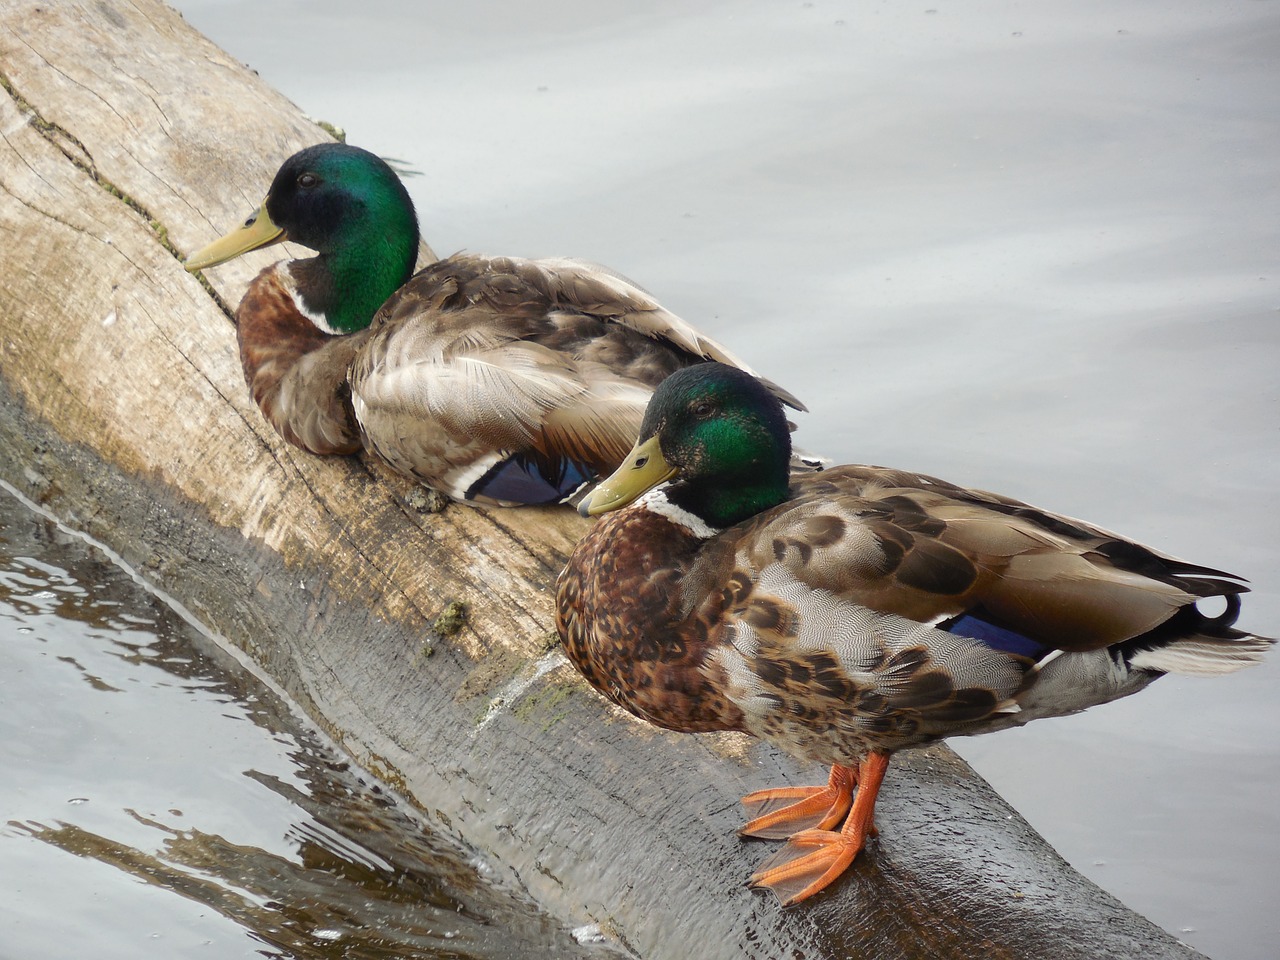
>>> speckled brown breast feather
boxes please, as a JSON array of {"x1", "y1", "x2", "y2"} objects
[
  {"x1": 236, "y1": 267, "x2": 369, "y2": 455},
  {"x1": 557, "y1": 507, "x2": 746, "y2": 733}
]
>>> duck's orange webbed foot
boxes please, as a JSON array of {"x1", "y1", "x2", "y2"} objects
[
  {"x1": 740, "y1": 763, "x2": 860, "y2": 839},
  {"x1": 748, "y1": 752, "x2": 889, "y2": 906}
]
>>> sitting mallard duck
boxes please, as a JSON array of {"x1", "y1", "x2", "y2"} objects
[
  {"x1": 185, "y1": 143, "x2": 804, "y2": 504},
  {"x1": 556, "y1": 362, "x2": 1272, "y2": 905}
]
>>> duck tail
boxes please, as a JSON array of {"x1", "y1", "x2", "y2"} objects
[
  {"x1": 1126, "y1": 594, "x2": 1274, "y2": 677},
  {"x1": 1129, "y1": 634, "x2": 1273, "y2": 677}
]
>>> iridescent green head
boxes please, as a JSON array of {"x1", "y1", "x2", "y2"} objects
[
  {"x1": 186, "y1": 143, "x2": 420, "y2": 334},
  {"x1": 583, "y1": 363, "x2": 793, "y2": 529}
]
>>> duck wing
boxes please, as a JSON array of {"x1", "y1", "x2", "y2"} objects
[
  {"x1": 351, "y1": 254, "x2": 802, "y2": 502},
  {"x1": 721, "y1": 465, "x2": 1251, "y2": 653}
]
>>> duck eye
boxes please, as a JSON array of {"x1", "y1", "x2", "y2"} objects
[
  {"x1": 297, "y1": 172, "x2": 319, "y2": 188},
  {"x1": 691, "y1": 400, "x2": 714, "y2": 419}
]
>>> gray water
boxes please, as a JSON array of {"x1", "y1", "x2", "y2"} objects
[
  {"x1": 0, "y1": 484, "x2": 609, "y2": 959},
  {"x1": 10, "y1": 0, "x2": 1278, "y2": 957}
]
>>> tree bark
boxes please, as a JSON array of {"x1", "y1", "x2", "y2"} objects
[{"x1": 0, "y1": 3, "x2": 1205, "y2": 957}]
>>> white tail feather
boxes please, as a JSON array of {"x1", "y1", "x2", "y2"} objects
[{"x1": 1130, "y1": 635, "x2": 1273, "y2": 677}]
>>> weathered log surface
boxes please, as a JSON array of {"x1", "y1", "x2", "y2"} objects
[{"x1": 0, "y1": 3, "x2": 1206, "y2": 957}]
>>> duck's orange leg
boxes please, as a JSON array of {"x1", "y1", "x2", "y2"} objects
[
  {"x1": 740, "y1": 763, "x2": 859, "y2": 839},
  {"x1": 748, "y1": 751, "x2": 890, "y2": 906}
]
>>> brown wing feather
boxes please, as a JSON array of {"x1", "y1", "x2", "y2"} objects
[
  {"x1": 711, "y1": 465, "x2": 1236, "y2": 653},
  {"x1": 352, "y1": 253, "x2": 802, "y2": 486}
]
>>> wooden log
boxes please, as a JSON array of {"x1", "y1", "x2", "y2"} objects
[{"x1": 0, "y1": 3, "x2": 1206, "y2": 957}]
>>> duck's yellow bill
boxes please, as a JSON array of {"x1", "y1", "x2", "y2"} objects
[
  {"x1": 579, "y1": 435, "x2": 677, "y2": 517},
  {"x1": 184, "y1": 201, "x2": 285, "y2": 272}
]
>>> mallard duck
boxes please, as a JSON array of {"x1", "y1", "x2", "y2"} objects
[
  {"x1": 556, "y1": 362, "x2": 1272, "y2": 905},
  {"x1": 185, "y1": 143, "x2": 805, "y2": 504}
]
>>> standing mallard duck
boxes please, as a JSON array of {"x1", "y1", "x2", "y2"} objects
[
  {"x1": 185, "y1": 143, "x2": 805, "y2": 504},
  {"x1": 556, "y1": 362, "x2": 1272, "y2": 905}
]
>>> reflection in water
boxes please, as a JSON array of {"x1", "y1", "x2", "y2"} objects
[{"x1": 0, "y1": 486, "x2": 613, "y2": 960}]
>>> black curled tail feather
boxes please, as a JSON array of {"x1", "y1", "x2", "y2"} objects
[{"x1": 1200, "y1": 592, "x2": 1243, "y2": 630}]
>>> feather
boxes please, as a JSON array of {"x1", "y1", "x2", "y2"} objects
[{"x1": 345, "y1": 253, "x2": 809, "y2": 501}]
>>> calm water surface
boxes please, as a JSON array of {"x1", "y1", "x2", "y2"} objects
[
  {"x1": 17, "y1": 1, "x2": 1280, "y2": 957},
  {"x1": 0, "y1": 484, "x2": 611, "y2": 959}
]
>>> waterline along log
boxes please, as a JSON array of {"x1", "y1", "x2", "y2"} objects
[{"x1": 0, "y1": 3, "x2": 1206, "y2": 958}]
